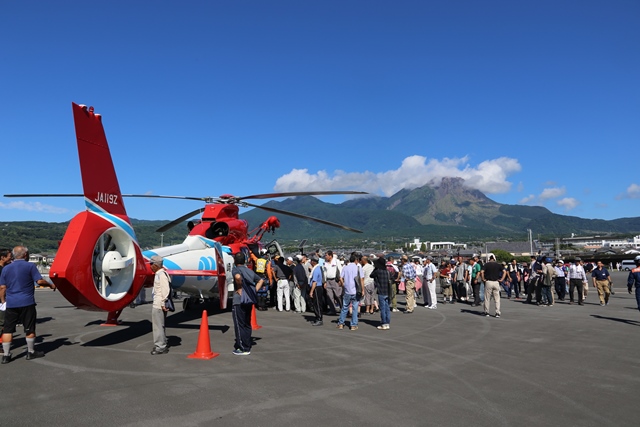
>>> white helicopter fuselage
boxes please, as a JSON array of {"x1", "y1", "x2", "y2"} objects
[{"x1": 142, "y1": 235, "x2": 235, "y2": 299}]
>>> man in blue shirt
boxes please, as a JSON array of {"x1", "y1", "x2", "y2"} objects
[
  {"x1": 337, "y1": 254, "x2": 364, "y2": 330},
  {"x1": 591, "y1": 260, "x2": 612, "y2": 306},
  {"x1": 0, "y1": 246, "x2": 56, "y2": 364},
  {"x1": 308, "y1": 256, "x2": 324, "y2": 326}
]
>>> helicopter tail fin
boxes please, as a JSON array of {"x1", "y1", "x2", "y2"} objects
[
  {"x1": 72, "y1": 102, "x2": 128, "y2": 217},
  {"x1": 49, "y1": 104, "x2": 145, "y2": 313}
]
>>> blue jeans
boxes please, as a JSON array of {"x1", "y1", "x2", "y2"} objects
[
  {"x1": 378, "y1": 295, "x2": 390, "y2": 325},
  {"x1": 541, "y1": 286, "x2": 552, "y2": 305},
  {"x1": 338, "y1": 293, "x2": 359, "y2": 327},
  {"x1": 500, "y1": 281, "x2": 511, "y2": 298},
  {"x1": 634, "y1": 287, "x2": 640, "y2": 312},
  {"x1": 479, "y1": 282, "x2": 485, "y2": 302}
]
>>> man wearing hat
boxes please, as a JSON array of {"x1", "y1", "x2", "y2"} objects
[
  {"x1": 150, "y1": 255, "x2": 171, "y2": 355},
  {"x1": 568, "y1": 257, "x2": 588, "y2": 305},
  {"x1": 554, "y1": 260, "x2": 567, "y2": 301}
]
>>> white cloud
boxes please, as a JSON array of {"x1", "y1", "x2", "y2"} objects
[
  {"x1": 519, "y1": 186, "x2": 574, "y2": 209},
  {"x1": 539, "y1": 187, "x2": 566, "y2": 201},
  {"x1": 519, "y1": 194, "x2": 536, "y2": 204},
  {"x1": 274, "y1": 155, "x2": 521, "y2": 196},
  {"x1": 517, "y1": 182, "x2": 524, "y2": 192},
  {"x1": 557, "y1": 197, "x2": 580, "y2": 211},
  {"x1": 618, "y1": 183, "x2": 640, "y2": 199},
  {"x1": 0, "y1": 201, "x2": 69, "y2": 214}
]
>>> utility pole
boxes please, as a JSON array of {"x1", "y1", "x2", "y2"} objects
[
  {"x1": 161, "y1": 233, "x2": 164, "y2": 247},
  {"x1": 527, "y1": 229, "x2": 533, "y2": 255}
]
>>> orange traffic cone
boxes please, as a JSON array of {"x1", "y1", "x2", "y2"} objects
[
  {"x1": 188, "y1": 310, "x2": 220, "y2": 359},
  {"x1": 251, "y1": 305, "x2": 262, "y2": 330}
]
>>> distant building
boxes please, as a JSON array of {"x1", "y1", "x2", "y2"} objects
[
  {"x1": 485, "y1": 241, "x2": 538, "y2": 257},
  {"x1": 430, "y1": 241, "x2": 467, "y2": 250},
  {"x1": 562, "y1": 235, "x2": 640, "y2": 249}
]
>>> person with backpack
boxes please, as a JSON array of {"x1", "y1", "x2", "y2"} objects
[
  {"x1": 251, "y1": 250, "x2": 272, "y2": 311},
  {"x1": 231, "y1": 253, "x2": 264, "y2": 355}
]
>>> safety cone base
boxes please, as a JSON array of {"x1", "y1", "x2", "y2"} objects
[
  {"x1": 188, "y1": 351, "x2": 219, "y2": 360},
  {"x1": 188, "y1": 309, "x2": 219, "y2": 360}
]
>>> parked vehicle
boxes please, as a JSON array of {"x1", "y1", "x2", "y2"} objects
[{"x1": 621, "y1": 260, "x2": 636, "y2": 271}]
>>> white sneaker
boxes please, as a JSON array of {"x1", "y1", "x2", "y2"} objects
[
  {"x1": 392, "y1": 308, "x2": 400, "y2": 312},
  {"x1": 429, "y1": 305, "x2": 437, "y2": 309},
  {"x1": 384, "y1": 324, "x2": 390, "y2": 330}
]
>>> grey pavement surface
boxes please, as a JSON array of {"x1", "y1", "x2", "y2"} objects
[{"x1": 1, "y1": 271, "x2": 639, "y2": 426}]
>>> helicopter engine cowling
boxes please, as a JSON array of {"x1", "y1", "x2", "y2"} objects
[{"x1": 50, "y1": 211, "x2": 147, "y2": 311}]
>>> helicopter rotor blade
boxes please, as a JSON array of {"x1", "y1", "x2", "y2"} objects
[
  {"x1": 242, "y1": 201, "x2": 363, "y2": 233},
  {"x1": 4, "y1": 191, "x2": 367, "y2": 203},
  {"x1": 3, "y1": 193, "x2": 84, "y2": 198},
  {"x1": 237, "y1": 191, "x2": 367, "y2": 200},
  {"x1": 155, "y1": 208, "x2": 205, "y2": 233},
  {"x1": 3, "y1": 193, "x2": 218, "y2": 203}
]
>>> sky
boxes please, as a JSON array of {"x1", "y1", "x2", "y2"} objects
[{"x1": 1, "y1": 0, "x2": 639, "y2": 226}]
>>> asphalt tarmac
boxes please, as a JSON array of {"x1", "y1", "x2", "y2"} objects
[{"x1": 1, "y1": 271, "x2": 639, "y2": 426}]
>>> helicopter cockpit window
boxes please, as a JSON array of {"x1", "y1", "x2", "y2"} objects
[{"x1": 206, "y1": 222, "x2": 229, "y2": 239}]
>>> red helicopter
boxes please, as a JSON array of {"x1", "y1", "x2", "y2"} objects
[{"x1": 6, "y1": 103, "x2": 365, "y2": 323}]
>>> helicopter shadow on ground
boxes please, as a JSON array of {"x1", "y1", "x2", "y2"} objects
[
  {"x1": 81, "y1": 320, "x2": 153, "y2": 347},
  {"x1": 80, "y1": 311, "x2": 231, "y2": 348},
  {"x1": 590, "y1": 314, "x2": 640, "y2": 327},
  {"x1": 166, "y1": 310, "x2": 230, "y2": 334}
]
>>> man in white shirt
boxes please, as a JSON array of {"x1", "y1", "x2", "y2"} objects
[
  {"x1": 323, "y1": 251, "x2": 342, "y2": 315},
  {"x1": 422, "y1": 256, "x2": 439, "y2": 309},
  {"x1": 568, "y1": 257, "x2": 588, "y2": 305}
]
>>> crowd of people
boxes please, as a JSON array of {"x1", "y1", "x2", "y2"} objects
[
  {"x1": 245, "y1": 250, "x2": 640, "y2": 331},
  {"x1": 1, "y1": 244, "x2": 640, "y2": 360}
]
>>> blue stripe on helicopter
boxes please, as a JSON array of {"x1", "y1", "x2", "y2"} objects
[
  {"x1": 143, "y1": 255, "x2": 184, "y2": 288},
  {"x1": 142, "y1": 250, "x2": 157, "y2": 259},
  {"x1": 198, "y1": 236, "x2": 232, "y2": 254},
  {"x1": 85, "y1": 198, "x2": 137, "y2": 242}
]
